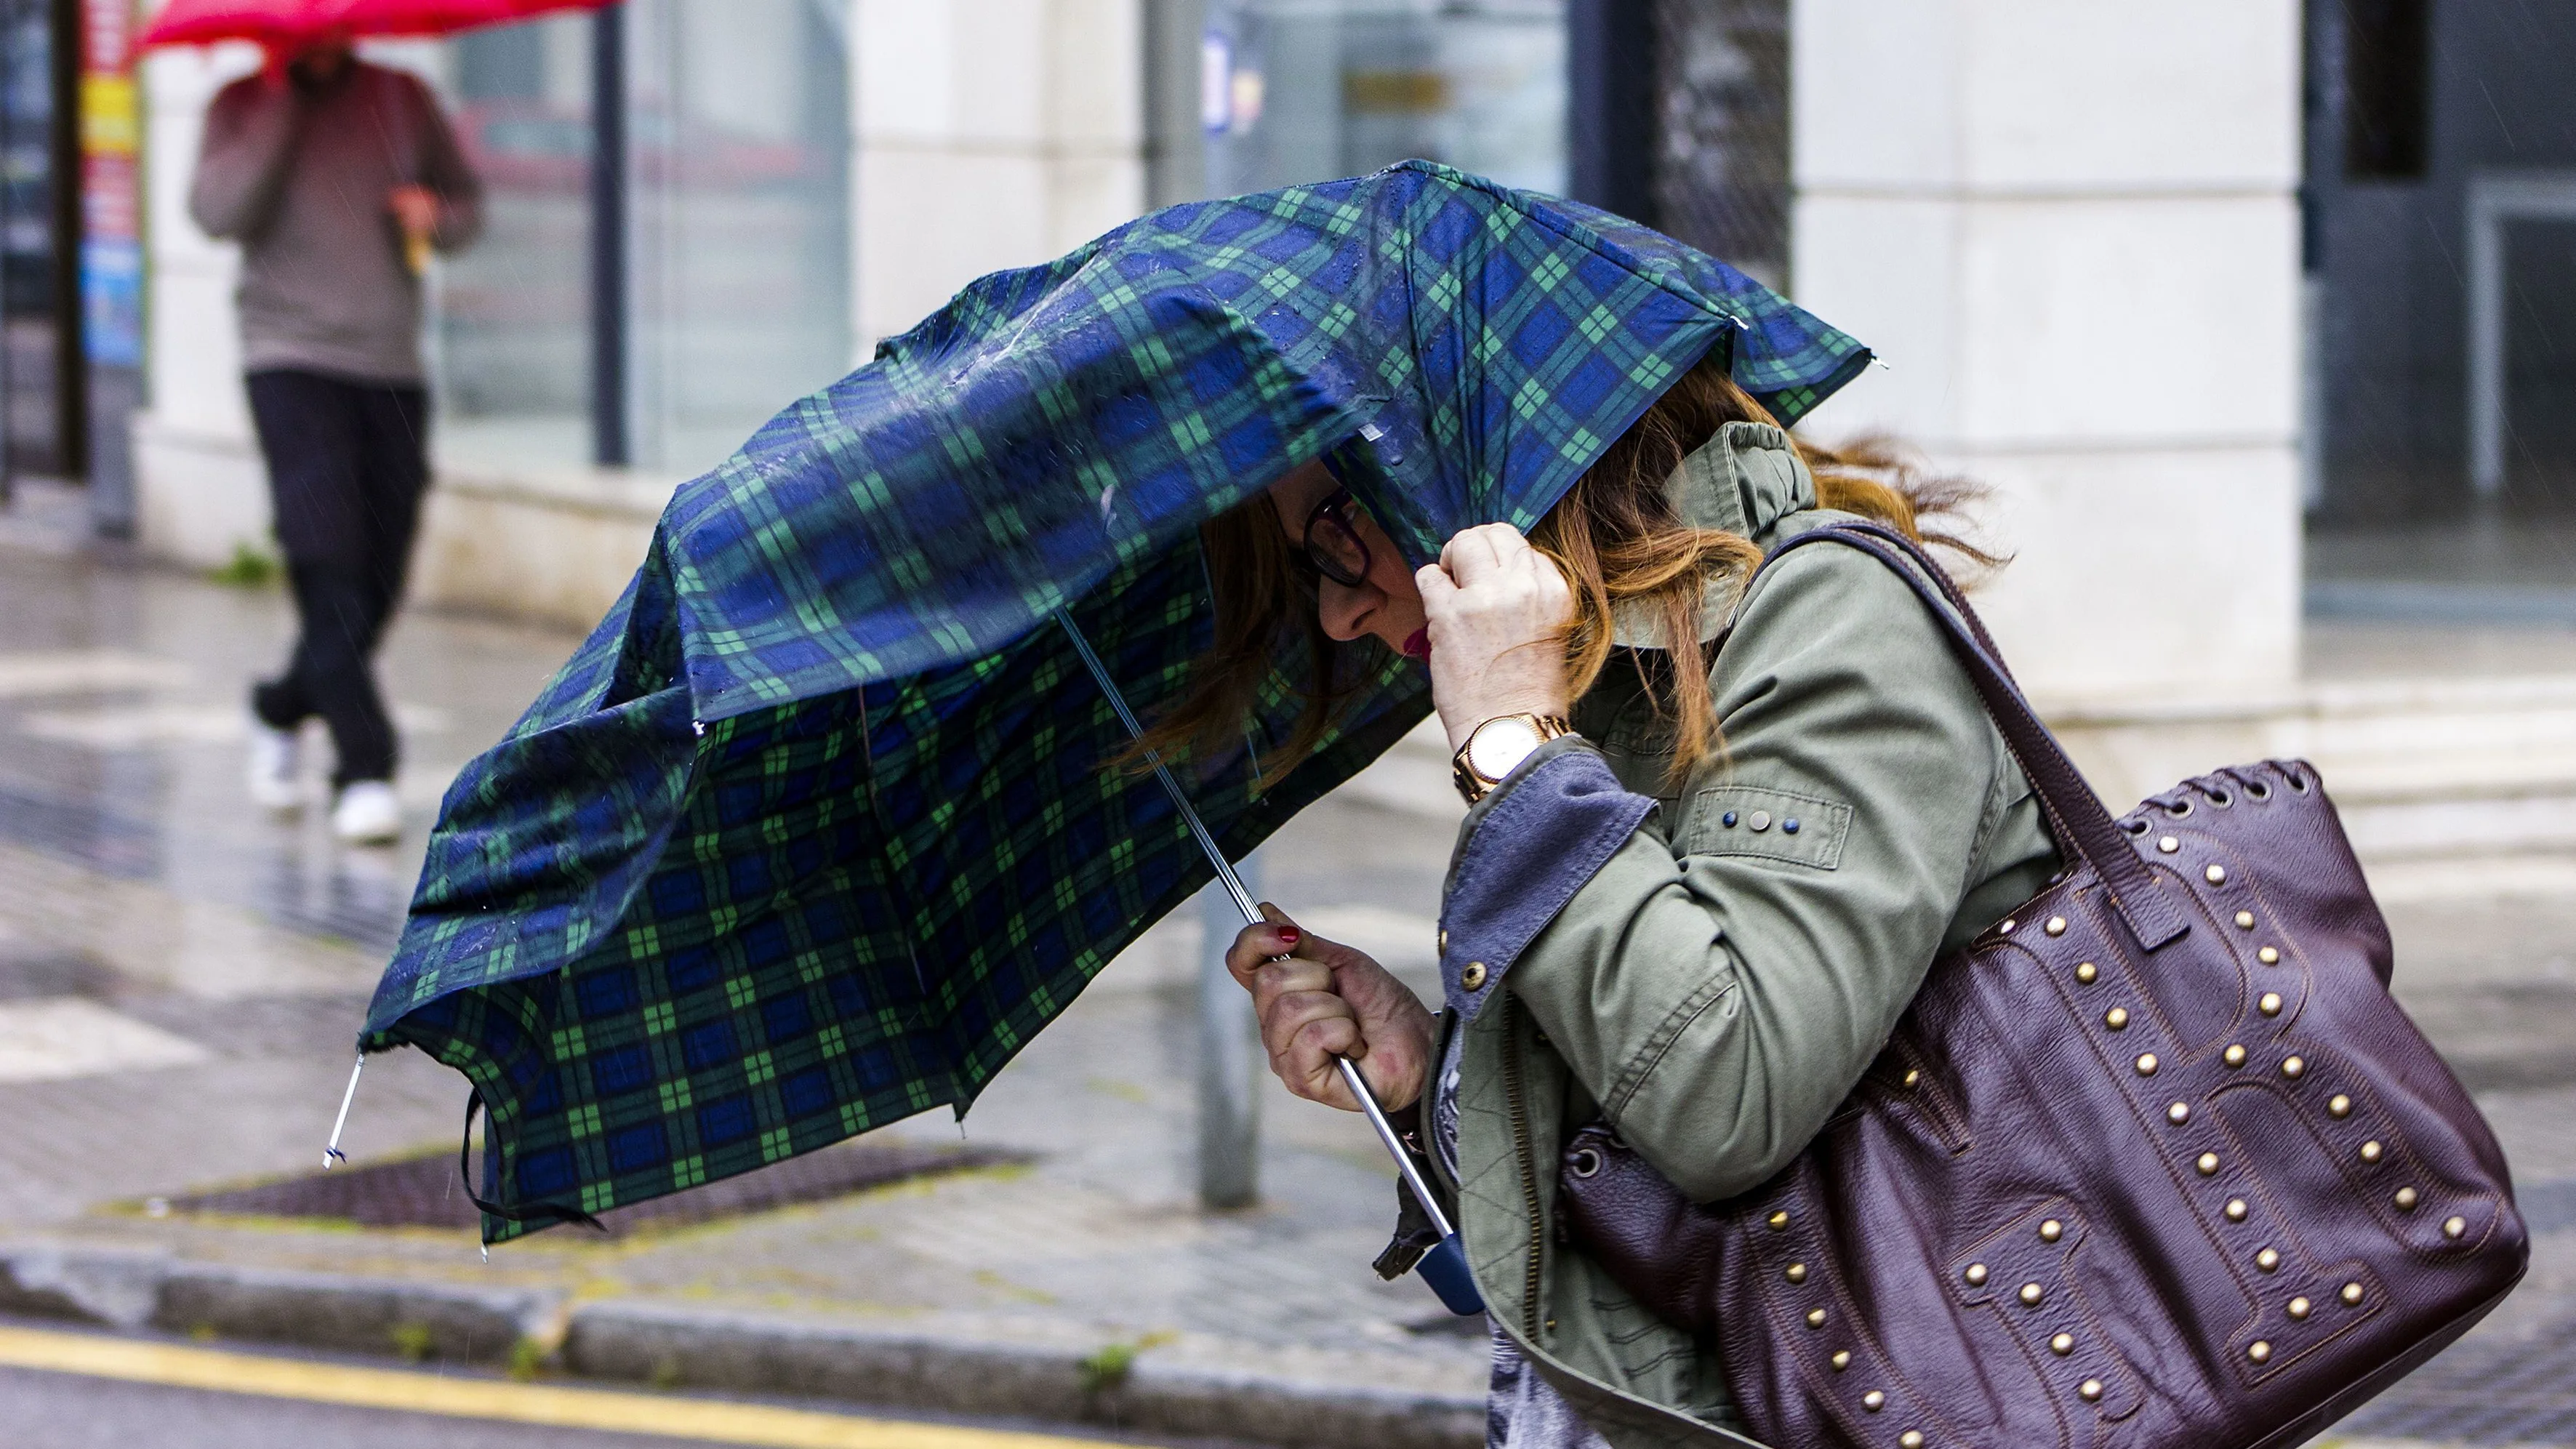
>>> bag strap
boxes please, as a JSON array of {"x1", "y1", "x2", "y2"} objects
[{"x1": 1755, "y1": 520, "x2": 2190, "y2": 952}]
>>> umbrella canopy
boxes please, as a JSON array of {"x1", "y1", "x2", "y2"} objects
[
  {"x1": 363, "y1": 160, "x2": 1871, "y2": 1240},
  {"x1": 140, "y1": 0, "x2": 611, "y2": 49}
]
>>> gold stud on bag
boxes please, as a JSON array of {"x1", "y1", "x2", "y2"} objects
[{"x1": 1552, "y1": 521, "x2": 2528, "y2": 1449}]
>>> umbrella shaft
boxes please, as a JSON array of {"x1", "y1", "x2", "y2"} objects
[
  {"x1": 1339, "y1": 1056, "x2": 1458, "y2": 1239},
  {"x1": 1053, "y1": 611, "x2": 1454, "y2": 1240}
]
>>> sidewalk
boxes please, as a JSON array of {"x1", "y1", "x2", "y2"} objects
[{"x1": 2, "y1": 480, "x2": 2572, "y2": 1448}]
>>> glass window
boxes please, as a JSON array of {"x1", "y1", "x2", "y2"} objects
[
  {"x1": 1205, "y1": 0, "x2": 1566, "y2": 198},
  {"x1": 436, "y1": 15, "x2": 594, "y2": 472},
  {"x1": 623, "y1": 0, "x2": 851, "y2": 477},
  {"x1": 434, "y1": 1, "x2": 851, "y2": 481}
]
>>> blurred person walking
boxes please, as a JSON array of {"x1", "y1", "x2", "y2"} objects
[{"x1": 188, "y1": 38, "x2": 481, "y2": 843}]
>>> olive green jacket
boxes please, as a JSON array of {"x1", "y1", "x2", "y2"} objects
[{"x1": 1427, "y1": 423, "x2": 2060, "y2": 1446}]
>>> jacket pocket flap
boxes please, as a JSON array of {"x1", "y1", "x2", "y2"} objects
[{"x1": 1684, "y1": 785, "x2": 1850, "y2": 869}]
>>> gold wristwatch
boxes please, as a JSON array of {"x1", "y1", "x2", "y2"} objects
[{"x1": 1452, "y1": 713, "x2": 1576, "y2": 804}]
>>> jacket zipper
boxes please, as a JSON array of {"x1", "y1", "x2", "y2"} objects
[{"x1": 1499, "y1": 995, "x2": 1544, "y2": 1340}]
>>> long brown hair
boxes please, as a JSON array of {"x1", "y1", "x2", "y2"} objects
[{"x1": 1133, "y1": 354, "x2": 1991, "y2": 787}]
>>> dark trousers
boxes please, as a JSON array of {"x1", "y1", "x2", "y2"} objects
[{"x1": 244, "y1": 369, "x2": 430, "y2": 787}]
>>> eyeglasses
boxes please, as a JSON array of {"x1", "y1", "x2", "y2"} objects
[{"x1": 1296, "y1": 488, "x2": 1373, "y2": 587}]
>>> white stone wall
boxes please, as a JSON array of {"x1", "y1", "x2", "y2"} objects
[
  {"x1": 134, "y1": 42, "x2": 267, "y2": 568},
  {"x1": 1789, "y1": 0, "x2": 2306, "y2": 708},
  {"x1": 853, "y1": 0, "x2": 1147, "y2": 348}
]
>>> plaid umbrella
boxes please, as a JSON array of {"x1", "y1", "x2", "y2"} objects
[{"x1": 359, "y1": 160, "x2": 1869, "y2": 1240}]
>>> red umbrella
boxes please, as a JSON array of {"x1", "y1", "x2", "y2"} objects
[{"x1": 140, "y1": 0, "x2": 613, "y2": 51}]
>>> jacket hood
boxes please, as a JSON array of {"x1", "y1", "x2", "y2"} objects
[{"x1": 1612, "y1": 421, "x2": 1820, "y2": 648}]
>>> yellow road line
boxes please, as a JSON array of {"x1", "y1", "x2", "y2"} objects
[{"x1": 0, "y1": 1324, "x2": 1127, "y2": 1448}]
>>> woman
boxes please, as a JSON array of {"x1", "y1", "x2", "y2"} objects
[{"x1": 1168, "y1": 357, "x2": 2061, "y2": 1446}]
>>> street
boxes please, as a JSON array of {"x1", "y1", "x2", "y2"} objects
[{"x1": 0, "y1": 1321, "x2": 1194, "y2": 1448}]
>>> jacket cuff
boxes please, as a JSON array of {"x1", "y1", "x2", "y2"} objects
[{"x1": 1437, "y1": 741, "x2": 1655, "y2": 1022}]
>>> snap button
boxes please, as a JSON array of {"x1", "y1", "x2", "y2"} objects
[
  {"x1": 1437, "y1": 928, "x2": 1448, "y2": 953},
  {"x1": 1749, "y1": 810, "x2": 1772, "y2": 832},
  {"x1": 1460, "y1": 961, "x2": 1488, "y2": 992},
  {"x1": 1722, "y1": 810, "x2": 1739, "y2": 827},
  {"x1": 1782, "y1": 817, "x2": 1800, "y2": 834}
]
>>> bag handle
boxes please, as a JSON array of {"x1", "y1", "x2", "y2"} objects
[{"x1": 1757, "y1": 521, "x2": 2190, "y2": 952}]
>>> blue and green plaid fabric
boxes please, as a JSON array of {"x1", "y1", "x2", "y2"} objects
[{"x1": 362, "y1": 161, "x2": 1869, "y2": 1240}]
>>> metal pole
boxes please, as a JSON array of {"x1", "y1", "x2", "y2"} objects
[
  {"x1": 589, "y1": 1, "x2": 629, "y2": 467},
  {"x1": 46, "y1": 0, "x2": 81, "y2": 485},
  {"x1": 2466, "y1": 177, "x2": 2504, "y2": 499},
  {"x1": 1197, "y1": 859, "x2": 1261, "y2": 1208},
  {"x1": 1140, "y1": 0, "x2": 1210, "y2": 208},
  {"x1": 1566, "y1": 0, "x2": 1658, "y2": 225}
]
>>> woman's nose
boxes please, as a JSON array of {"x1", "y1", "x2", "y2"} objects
[{"x1": 1315, "y1": 579, "x2": 1375, "y2": 642}]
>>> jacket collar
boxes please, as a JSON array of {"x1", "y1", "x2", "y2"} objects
[{"x1": 1609, "y1": 422, "x2": 1817, "y2": 647}]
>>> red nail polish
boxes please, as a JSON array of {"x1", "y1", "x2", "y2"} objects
[{"x1": 1278, "y1": 928, "x2": 1301, "y2": 945}]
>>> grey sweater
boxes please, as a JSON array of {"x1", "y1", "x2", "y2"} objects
[{"x1": 189, "y1": 62, "x2": 483, "y2": 384}]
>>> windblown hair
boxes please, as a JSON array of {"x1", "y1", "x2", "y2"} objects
[{"x1": 1132, "y1": 355, "x2": 1994, "y2": 788}]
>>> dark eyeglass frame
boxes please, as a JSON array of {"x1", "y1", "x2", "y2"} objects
[{"x1": 1295, "y1": 487, "x2": 1373, "y2": 588}]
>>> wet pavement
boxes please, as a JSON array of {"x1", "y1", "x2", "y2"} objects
[{"x1": 2, "y1": 478, "x2": 2573, "y2": 1445}]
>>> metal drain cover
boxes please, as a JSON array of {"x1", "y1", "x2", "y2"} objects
[{"x1": 167, "y1": 1137, "x2": 1024, "y2": 1234}]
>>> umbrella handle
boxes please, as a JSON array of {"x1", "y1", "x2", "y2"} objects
[{"x1": 1054, "y1": 610, "x2": 1482, "y2": 1314}]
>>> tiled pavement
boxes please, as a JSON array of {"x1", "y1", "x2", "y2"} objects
[{"x1": 3, "y1": 483, "x2": 2573, "y2": 1442}]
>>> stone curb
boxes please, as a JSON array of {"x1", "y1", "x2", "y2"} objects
[
  {"x1": 0, "y1": 1243, "x2": 560, "y2": 1365},
  {"x1": 0, "y1": 1244, "x2": 1482, "y2": 1449}
]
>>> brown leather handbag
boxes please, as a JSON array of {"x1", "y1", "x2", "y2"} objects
[{"x1": 1556, "y1": 521, "x2": 2527, "y2": 1449}]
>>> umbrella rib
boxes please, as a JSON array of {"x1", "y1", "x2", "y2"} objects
[
  {"x1": 1051, "y1": 611, "x2": 1263, "y2": 923},
  {"x1": 321, "y1": 1053, "x2": 365, "y2": 1168}
]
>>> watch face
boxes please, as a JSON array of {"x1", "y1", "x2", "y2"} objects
[{"x1": 1466, "y1": 716, "x2": 1544, "y2": 780}]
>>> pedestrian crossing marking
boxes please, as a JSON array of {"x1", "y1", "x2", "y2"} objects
[
  {"x1": 0, "y1": 1324, "x2": 1131, "y2": 1448},
  {"x1": 16, "y1": 700, "x2": 453, "y2": 748},
  {"x1": 0, "y1": 651, "x2": 191, "y2": 698},
  {"x1": 0, "y1": 998, "x2": 212, "y2": 1083}
]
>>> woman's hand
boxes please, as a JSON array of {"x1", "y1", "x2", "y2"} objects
[
  {"x1": 1416, "y1": 523, "x2": 1575, "y2": 752},
  {"x1": 1228, "y1": 905, "x2": 1437, "y2": 1112}
]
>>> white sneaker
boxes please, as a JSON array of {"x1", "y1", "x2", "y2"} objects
[
  {"x1": 247, "y1": 720, "x2": 303, "y2": 811},
  {"x1": 330, "y1": 780, "x2": 402, "y2": 845}
]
